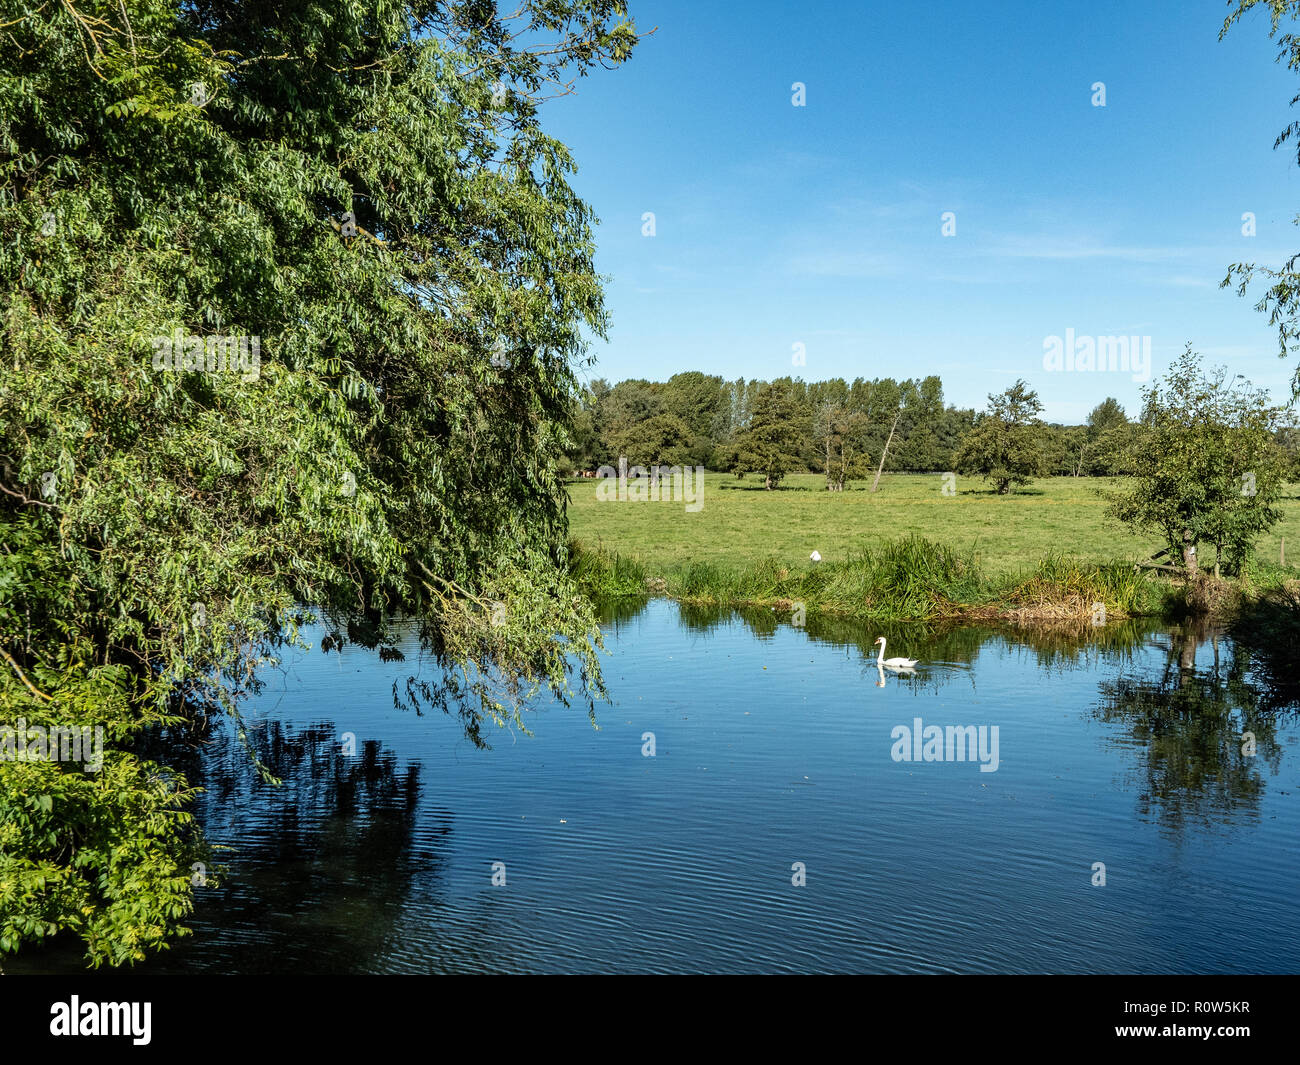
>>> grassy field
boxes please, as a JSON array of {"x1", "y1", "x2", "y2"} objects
[{"x1": 567, "y1": 472, "x2": 1300, "y2": 578}]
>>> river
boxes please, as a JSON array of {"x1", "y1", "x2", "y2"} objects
[{"x1": 12, "y1": 599, "x2": 1299, "y2": 973}]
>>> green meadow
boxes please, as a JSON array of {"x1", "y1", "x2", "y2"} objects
[{"x1": 568, "y1": 472, "x2": 1300, "y2": 577}]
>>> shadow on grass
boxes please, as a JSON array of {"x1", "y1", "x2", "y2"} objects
[{"x1": 718, "y1": 482, "x2": 814, "y2": 491}]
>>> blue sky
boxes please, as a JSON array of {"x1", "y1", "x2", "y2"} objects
[{"x1": 544, "y1": 0, "x2": 1300, "y2": 422}]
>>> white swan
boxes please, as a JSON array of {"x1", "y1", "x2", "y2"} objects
[{"x1": 874, "y1": 637, "x2": 918, "y2": 671}]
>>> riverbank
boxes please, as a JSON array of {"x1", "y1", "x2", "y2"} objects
[{"x1": 570, "y1": 534, "x2": 1297, "y2": 624}]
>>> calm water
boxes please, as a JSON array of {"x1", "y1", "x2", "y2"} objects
[{"x1": 15, "y1": 601, "x2": 1300, "y2": 973}]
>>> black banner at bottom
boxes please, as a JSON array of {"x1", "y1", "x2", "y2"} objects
[{"x1": 0, "y1": 974, "x2": 1287, "y2": 1052}]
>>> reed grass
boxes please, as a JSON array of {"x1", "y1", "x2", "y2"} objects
[{"x1": 570, "y1": 535, "x2": 1163, "y2": 622}]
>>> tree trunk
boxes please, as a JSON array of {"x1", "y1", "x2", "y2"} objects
[
  {"x1": 1181, "y1": 530, "x2": 1198, "y2": 581},
  {"x1": 871, "y1": 408, "x2": 902, "y2": 493}
]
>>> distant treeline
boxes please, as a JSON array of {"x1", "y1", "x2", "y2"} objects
[{"x1": 566, "y1": 373, "x2": 1300, "y2": 489}]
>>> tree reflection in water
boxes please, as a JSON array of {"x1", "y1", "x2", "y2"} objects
[
  {"x1": 131, "y1": 719, "x2": 438, "y2": 973},
  {"x1": 1095, "y1": 620, "x2": 1292, "y2": 835}
]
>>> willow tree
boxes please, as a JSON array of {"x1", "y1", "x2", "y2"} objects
[
  {"x1": 0, "y1": 0, "x2": 641, "y2": 965},
  {"x1": 1223, "y1": 0, "x2": 1300, "y2": 396}
]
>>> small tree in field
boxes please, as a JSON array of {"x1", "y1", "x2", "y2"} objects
[
  {"x1": 609, "y1": 412, "x2": 694, "y2": 469},
  {"x1": 956, "y1": 380, "x2": 1049, "y2": 494},
  {"x1": 733, "y1": 385, "x2": 807, "y2": 489},
  {"x1": 814, "y1": 403, "x2": 870, "y2": 490},
  {"x1": 1110, "y1": 346, "x2": 1287, "y2": 579}
]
